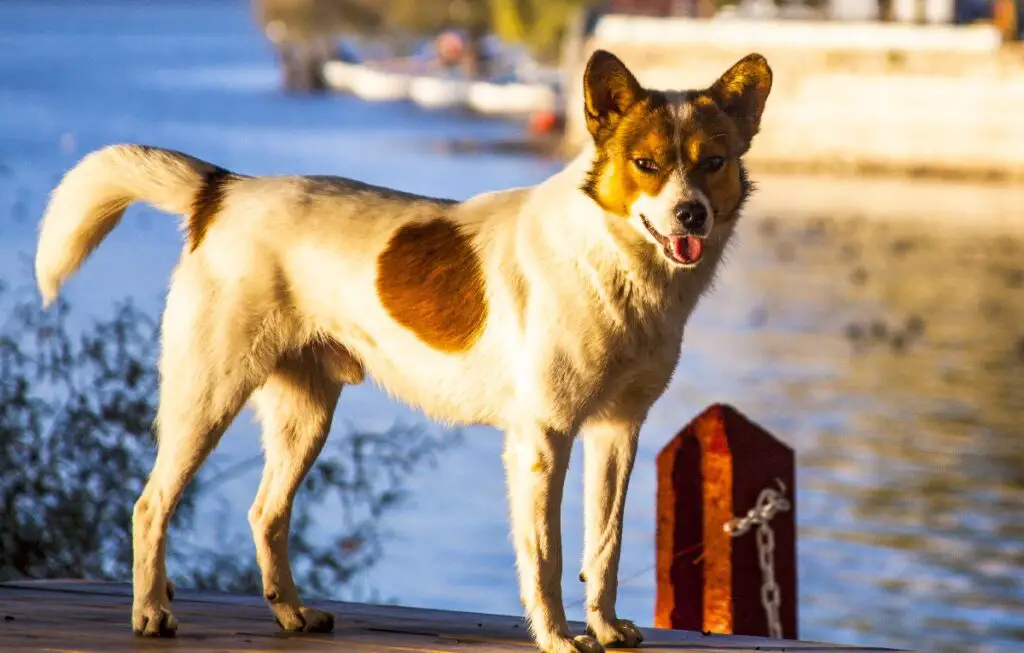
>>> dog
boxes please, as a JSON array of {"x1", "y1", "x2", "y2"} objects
[{"x1": 34, "y1": 49, "x2": 771, "y2": 653}]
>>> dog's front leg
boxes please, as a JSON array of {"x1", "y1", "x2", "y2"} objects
[
  {"x1": 503, "y1": 424, "x2": 602, "y2": 653},
  {"x1": 580, "y1": 418, "x2": 644, "y2": 648}
]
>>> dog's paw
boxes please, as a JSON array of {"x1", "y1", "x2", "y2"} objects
[
  {"x1": 274, "y1": 606, "x2": 335, "y2": 633},
  {"x1": 586, "y1": 617, "x2": 644, "y2": 648},
  {"x1": 539, "y1": 633, "x2": 605, "y2": 653},
  {"x1": 132, "y1": 605, "x2": 178, "y2": 638},
  {"x1": 298, "y1": 607, "x2": 335, "y2": 633},
  {"x1": 569, "y1": 634, "x2": 605, "y2": 653}
]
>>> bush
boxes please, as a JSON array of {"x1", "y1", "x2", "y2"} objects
[{"x1": 0, "y1": 280, "x2": 457, "y2": 598}]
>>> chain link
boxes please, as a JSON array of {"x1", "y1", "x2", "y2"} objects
[{"x1": 723, "y1": 480, "x2": 791, "y2": 639}]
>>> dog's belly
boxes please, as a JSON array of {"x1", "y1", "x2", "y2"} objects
[
  {"x1": 341, "y1": 329, "x2": 514, "y2": 427},
  {"x1": 306, "y1": 277, "x2": 513, "y2": 427}
]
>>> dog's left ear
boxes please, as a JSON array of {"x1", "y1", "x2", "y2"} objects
[
  {"x1": 709, "y1": 53, "x2": 773, "y2": 150},
  {"x1": 583, "y1": 50, "x2": 645, "y2": 142}
]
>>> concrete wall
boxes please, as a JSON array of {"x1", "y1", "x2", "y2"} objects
[{"x1": 563, "y1": 17, "x2": 1024, "y2": 180}]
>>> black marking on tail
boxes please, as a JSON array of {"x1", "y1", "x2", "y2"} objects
[{"x1": 187, "y1": 165, "x2": 235, "y2": 251}]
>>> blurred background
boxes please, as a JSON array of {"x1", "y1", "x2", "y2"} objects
[{"x1": 1, "y1": 1, "x2": 1022, "y2": 652}]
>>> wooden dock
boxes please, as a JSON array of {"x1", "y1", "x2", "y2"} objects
[{"x1": 0, "y1": 580, "x2": 903, "y2": 652}]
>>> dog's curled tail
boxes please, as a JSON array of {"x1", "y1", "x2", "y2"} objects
[{"x1": 35, "y1": 144, "x2": 233, "y2": 307}]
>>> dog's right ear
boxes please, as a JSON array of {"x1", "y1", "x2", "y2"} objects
[{"x1": 583, "y1": 50, "x2": 644, "y2": 142}]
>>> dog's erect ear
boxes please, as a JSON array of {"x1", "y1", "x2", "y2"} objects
[
  {"x1": 708, "y1": 53, "x2": 773, "y2": 149},
  {"x1": 583, "y1": 50, "x2": 644, "y2": 141}
]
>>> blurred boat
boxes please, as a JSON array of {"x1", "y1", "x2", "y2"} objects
[
  {"x1": 319, "y1": 36, "x2": 563, "y2": 118},
  {"x1": 322, "y1": 60, "x2": 360, "y2": 92},
  {"x1": 322, "y1": 60, "x2": 561, "y2": 116},
  {"x1": 348, "y1": 65, "x2": 412, "y2": 102},
  {"x1": 408, "y1": 75, "x2": 470, "y2": 109},
  {"x1": 466, "y1": 79, "x2": 559, "y2": 116}
]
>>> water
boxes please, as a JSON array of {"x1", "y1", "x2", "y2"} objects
[{"x1": 2, "y1": 2, "x2": 1023, "y2": 652}]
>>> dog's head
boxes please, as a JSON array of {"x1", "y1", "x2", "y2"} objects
[{"x1": 580, "y1": 50, "x2": 772, "y2": 268}]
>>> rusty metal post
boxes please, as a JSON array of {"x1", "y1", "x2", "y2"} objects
[{"x1": 655, "y1": 404, "x2": 797, "y2": 639}]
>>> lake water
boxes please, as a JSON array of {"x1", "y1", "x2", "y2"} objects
[{"x1": 2, "y1": 2, "x2": 1022, "y2": 652}]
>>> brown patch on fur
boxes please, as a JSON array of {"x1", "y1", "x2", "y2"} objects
[
  {"x1": 376, "y1": 218, "x2": 488, "y2": 353},
  {"x1": 187, "y1": 166, "x2": 235, "y2": 251},
  {"x1": 684, "y1": 96, "x2": 751, "y2": 223},
  {"x1": 582, "y1": 94, "x2": 674, "y2": 217}
]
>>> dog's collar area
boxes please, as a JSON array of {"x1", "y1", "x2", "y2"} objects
[{"x1": 638, "y1": 214, "x2": 704, "y2": 266}]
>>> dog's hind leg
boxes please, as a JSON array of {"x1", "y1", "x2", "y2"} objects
[
  {"x1": 131, "y1": 270, "x2": 280, "y2": 637},
  {"x1": 248, "y1": 342, "x2": 346, "y2": 633}
]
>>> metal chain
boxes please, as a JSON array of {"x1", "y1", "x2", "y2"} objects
[{"x1": 723, "y1": 480, "x2": 791, "y2": 639}]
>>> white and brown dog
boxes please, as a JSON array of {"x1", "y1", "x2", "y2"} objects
[{"x1": 34, "y1": 50, "x2": 771, "y2": 653}]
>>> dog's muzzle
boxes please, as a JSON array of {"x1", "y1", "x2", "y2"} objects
[{"x1": 639, "y1": 214, "x2": 704, "y2": 266}]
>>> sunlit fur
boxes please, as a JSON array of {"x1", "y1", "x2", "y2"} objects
[{"x1": 33, "y1": 50, "x2": 770, "y2": 653}]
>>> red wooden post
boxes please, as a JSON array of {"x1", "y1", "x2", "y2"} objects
[{"x1": 655, "y1": 404, "x2": 797, "y2": 639}]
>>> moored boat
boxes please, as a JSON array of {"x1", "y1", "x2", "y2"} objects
[{"x1": 408, "y1": 75, "x2": 471, "y2": 110}]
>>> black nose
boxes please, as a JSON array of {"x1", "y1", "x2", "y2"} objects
[{"x1": 674, "y1": 201, "x2": 708, "y2": 232}]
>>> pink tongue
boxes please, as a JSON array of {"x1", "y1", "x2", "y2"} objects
[{"x1": 671, "y1": 236, "x2": 704, "y2": 263}]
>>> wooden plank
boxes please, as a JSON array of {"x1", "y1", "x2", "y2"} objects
[{"x1": 0, "y1": 581, "x2": 906, "y2": 652}]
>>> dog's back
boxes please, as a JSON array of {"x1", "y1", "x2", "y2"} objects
[{"x1": 35, "y1": 144, "x2": 537, "y2": 427}]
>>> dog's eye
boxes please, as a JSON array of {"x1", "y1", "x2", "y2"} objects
[
  {"x1": 633, "y1": 158, "x2": 659, "y2": 173},
  {"x1": 701, "y1": 156, "x2": 726, "y2": 173}
]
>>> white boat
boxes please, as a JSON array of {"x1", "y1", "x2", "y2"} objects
[
  {"x1": 349, "y1": 66, "x2": 412, "y2": 102},
  {"x1": 466, "y1": 80, "x2": 559, "y2": 116},
  {"x1": 320, "y1": 60, "x2": 561, "y2": 117},
  {"x1": 322, "y1": 60, "x2": 361, "y2": 92},
  {"x1": 408, "y1": 75, "x2": 470, "y2": 110}
]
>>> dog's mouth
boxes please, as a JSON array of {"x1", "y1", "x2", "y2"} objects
[{"x1": 639, "y1": 215, "x2": 704, "y2": 266}]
